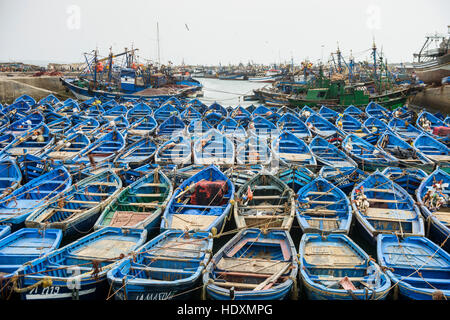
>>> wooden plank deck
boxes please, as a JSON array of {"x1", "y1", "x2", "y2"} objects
[{"x1": 171, "y1": 214, "x2": 217, "y2": 230}]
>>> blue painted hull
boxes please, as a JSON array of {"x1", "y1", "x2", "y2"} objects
[{"x1": 299, "y1": 233, "x2": 391, "y2": 300}]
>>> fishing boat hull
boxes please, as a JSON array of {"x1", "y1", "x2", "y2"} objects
[
  {"x1": 377, "y1": 234, "x2": 450, "y2": 300},
  {"x1": 94, "y1": 170, "x2": 173, "y2": 233},
  {"x1": 107, "y1": 230, "x2": 212, "y2": 300},
  {"x1": 203, "y1": 229, "x2": 298, "y2": 300},
  {"x1": 16, "y1": 227, "x2": 147, "y2": 300},
  {"x1": 161, "y1": 165, "x2": 234, "y2": 233},
  {"x1": 234, "y1": 173, "x2": 296, "y2": 231},
  {"x1": 61, "y1": 77, "x2": 200, "y2": 101},
  {"x1": 299, "y1": 233, "x2": 391, "y2": 300},
  {"x1": 416, "y1": 168, "x2": 450, "y2": 253},
  {"x1": 25, "y1": 170, "x2": 122, "y2": 238},
  {"x1": 351, "y1": 171, "x2": 425, "y2": 245},
  {"x1": 296, "y1": 177, "x2": 352, "y2": 234}
]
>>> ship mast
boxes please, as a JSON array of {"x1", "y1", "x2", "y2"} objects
[{"x1": 157, "y1": 22, "x2": 161, "y2": 66}]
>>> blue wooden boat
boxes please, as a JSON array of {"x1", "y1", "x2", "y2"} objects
[
  {"x1": 414, "y1": 133, "x2": 450, "y2": 170},
  {"x1": 234, "y1": 173, "x2": 295, "y2": 230},
  {"x1": 377, "y1": 131, "x2": 434, "y2": 170},
  {"x1": 25, "y1": 170, "x2": 122, "y2": 238},
  {"x1": 85, "y1": 104, "x2": 105, "y2": 118},
  {"x1": 153, "y1": 104, "x2": 179, "y2": 124},
  {"x1": 123, "y1": 163, "x2": 175, "y2": 186},
  {"x1": 0, "y1": 158, "x2": 22, "y2": 200},
  {"x1": 335, "y1": 113, "x2": 368, "y2": 137},
  {"x1": 0, "y1": 228, "x2": 62, "y2": 296},
  {"x1": 299, "y1": 233, "x2": 390, "y2": 300},
  {"x1": 114, "y1": 136, "x2": 156, "y2": 169},
  {"x1": 305, "y1": 113, "x2": 344, "y2": 138},
  {"x1": 296, "y1": 177, "x2": 352, "y2": 234},
  {"x1": 155, "y1": 135, "x2": 192, "y2": 165},
  {"x1": 245, "y1": 104, "x2": 256, "y2": 114},
  {"x1": 363, "y1": 116, "x2": 390, "y2": 136},
  {"x1": 388, "y1": 117, "x2": 422, "y2": 141},
  {"x1": 204, "y1": 111, "x2": 224, "y2": 127},
  {"x1": 54, "y1": 99, "x2": 80, "y2": 116},
  {"x1": 46, "y1": 116, "x2": 72, "y2": 134},
  {"x1": 342, "y1": 134, "x2": 398, "y2": 171},
  {"x1": 252, "y1": 105, "x2": 280, "y2": 124},
  {"x1": 1, "y1": 123, "x2": 54, "y2": 157},
  {"x1": 0, "y1": 132, "x2": 14, "y2": 149},
  {"x1": 70, "y1": 129, "x2": 125, "y2": 166},
  {"x1": 276, "y1": 112, "x2": 312, "y2": 139},
  {"x1": 161, "y1": 165, "x2": 234, "y2": 233},
  {"x1": 156, "y1": 115, "x2": 186, "y2": 137},
  {"x1": 36, "y1": 103, "x2": 55, "y2": 115},
  {"x1": 377, "y1": 234, "x2": 450, "y2": 300},
  {"x1": 392, "y1": 105, "x2": 414, "y2": 122},
  {"x1": 230, "y1": 106, "x2": 251, "y2": 128},
  {"x1": 38, "y1": 94, "x2": 60, "y2": 106},
  {"x1": 445, "y1": 116, "x2": 450, "y2": 126},
  {"x1": 236, "y1": 135, "x2": 272, "y2": 165},
  {"x1": 168, "y1": 164, "x2": 206, "y2": 186},
  {"x1": 310, "y1": 136, "x2": 357, "y2": 168},
  {"x1": 17, "y1": 154, "x2": 48, "y2": 183},
  {"x1": 107, "y1": 230, "x2": 212, "y2": 300},
  {"x1": 381, "y1": 167, "x2": 427, "y2": 196},
  {"x1": 14, "y1": 94, "x2": 36, "y2": 107},
  {"x1": 365, "y1": 101, "x2": 391, "y2": 120},
  {"x1": 180, "y1": 106, "x2": 202, "y2": 124},
  {"x1": 0, "y1": 224, "x2": 11, "y2": 239},
  {"x1": 417, "y1": 110, "x2": 449, "y2": 144},
  {"x1": 100, "y1": 99, "x2": 120, "y2": 111},
  {"x1": 15, "y1": 227, "x2": 146, "y2": 300},
  {"x1": 186, "y1": 98, "x2": 206, "y2": 111},
  {"x1": 126, "y1": 102, "x2": 153, "y2": 123},
  {"x1": 2, "y1": 101, "x2": 31, "y2": 116},
  {"x1": 187, "y1": 119, "x2": 212, "y2": 138},
  {"x1": 203, "y1": 228, "x2": 298, "y2": 300},
  {"x1": 0, "y1": 166, "x2": 72, "y2": 227},
  {"x1": 141, "y1": 98, "x2": 160, "y2": 110},
  {"x1": 127, "y1": 115, "x2": 157, "y2": 136},
  {"x1": 298, "y1": 105, "x2": 317, "y2": 122},
  {"x1": 416, "y1": 168, "x2": 450, "y2": 252},
  {"x1": 217, "y1": 117, "x2": 246, "y2": 141},
  {"x1": 95, "y1": 170, "x2": 173, "y2": 232},
  {"x1": 103, "y1": 104, "x2": 128, "y2": 120},
  {"x1": 276, "y1": 167, "x2": 315, "y2": 193},
  {"x1": 66, "y1": 116, "x2": 100, "y2": 137},
  {"x1": 248, "y1": 116, "x2": 279, "y2": 138},
  {"x1": 271, "y1": 131, "x2": 316, "y2": 166},
  {"x1": 318, "y1": 105, "x2": 339, "y2": 121},
  {"x1": 351, "y1": 171, "x2": 425, "y2": 243},
  {"x1": 193, "y1": 129, "x2": 235, "y2": 165},
  {"x1": 162, "y1": 97, "x2": 183, "y2": 112},
  {"x1": 319, "y1": 166, "x2": 368, "y2": 194},
  {"x1": 2, "y1": 112, "x2": 44, "y2": 136},
  {"x1": 207, "y1": 102, "x2": 228, "y2": 118},
  {"x1": 41, "y1": 132, "x2": 91, "y2": 163},
  {"x1": 344, "y1": 105, "x2": 366, "y2": 119},
  {"x1": 224, "y1": 166, "x2": 261, "y2": 190},
  {"x1": 93, "y1": 115, "x2": 129, "y2": 140}
]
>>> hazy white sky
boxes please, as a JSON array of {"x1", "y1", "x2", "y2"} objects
[{"x1": 0, "y1": 0, "x2": 448, "y2": 65}]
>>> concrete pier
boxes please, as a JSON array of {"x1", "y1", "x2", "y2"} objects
[{"x1": 0, "y1": 74, "x2": 75, "y2": 104}]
